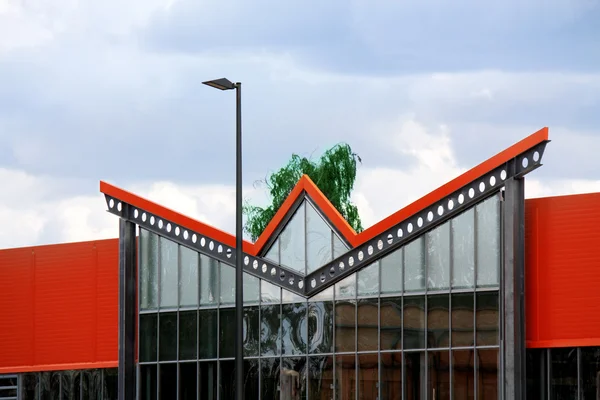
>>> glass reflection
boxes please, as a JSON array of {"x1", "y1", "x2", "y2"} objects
[
  {"x1": 307, "y1": 201, "x2": 333, "y2": 273},
  {"x1": 335, "y1": 300, "x2": 356, "y2": 353},
  {"x1": 219, "y1": 308, "x2": 235, "y2": 358},
  {"x1": 452, "y1": 209, "x2": 475, "y2": 289},
  {"x1": 357, "y1": 299, "x2": 378, "y2": 352},
  {"x1": 21, "y1": 373, "x2": 37, "y2": 400},
  {"x1": 261, "y1": 305, "x2": 281, "y2": 356},
  {"x1": 358, "y1": 353, "x2": 379, "y2": 400},
  {"x1": 282, "y1": 302, "x2": 307, "y2": 355},
  {"x1": 159, "y1": 363, "x2": 177, "y2": 399},
  {"x1": 581, "y1": 347, "x2": 600, "y2": 399},
  {"x1": 280, "y1": 202, "x2": 306, "y2": 273},
  {"x1": 220, "y1": 360, "x2": 259, "y2": 400},
  {"x1": 405, "y1": 238, "x2": 425, "y2": 292},
  {"x1": 200, "y1": 254, "x2": 218, "y2": 306},
  {"x1": 243, "y1": 273, "x2": 260, "y2": 304},
  {"x1": 429, "y1": 351, "x2": 450, "y2": 400},
  {"x1": 60, "y1": 370, "x2": 75, "y2": 400},
  {"x1": 198, "y1": 309, "x2": 217, "y2": 359},
  {"x1": 219, "y1": 265, "x2": 235, "y2": 305},
  {"x1": 335, "y1": 274, "x2": 356, "y2": 299},
  {"x1": 140, "y1": 229, "x2": 158, "y2": 310},
  {"x1": 333, "y1": 234, "x2": 349, "y2": 258},
  {"x1": 452, "y1": 350, "x2": 475, "y2": 399},
  {"x1": 380, "y1": 297, "x2": 402, "y2": 351},
  {"x1": 265, "y1": 240, "x2": 279, "y2": 264},
  {"x1": 139, "y1": 365, "x2": 157, "y2": 400},
  {"x1": 179, "y1": 310, "x2": 197, "y2": 360},
  {"x1": 282, "y1": 358, "x2": 307, "y2": 400},
  {"x1": 308, "y1": 301, "x2": 334, "y2": 354},
  {"x1": 336, "y1": 354, "x2": 356, "y2": 400},
  {"x1": 198, "y1": 361, "x2": 217, "y2": 400},
  {"x1": 244, "y1": 306, "x2": 260, "y2": 357},
  {"x1": 476, "y1": 291, "x2": 499, "y2": 346},
  {"x1": 159, "y1": 312, "x2": 177, "y2": 361},
  {"x1": 404, "y1": 296, "x2": 425, "y2": 350},
  {"x1": 451, "y1": 293, "x2": 474, "y2": 347},
  {"x1": 381, "y1": 248, "x2": 403, "y2": 295},
  {"x1": 159, "y1": 237, "x2": 178, "y2": 308},
  {"x1": 104, "y1": 368, "x2": 118, "y2": 400},
  {"x1": 476, "y1": 195, "x2": 501, "y2": 288},
  {"x1": 179, "y1": 362, "x2": 197, "y2": 400},
  {"x1": 179, "y1": 246, "x2": 198, "y2": 307},
  {"x1": 261, "y1": 280, "x2": 281, "y2": 304},
  {"x1": 82, "y1": 369, "x2": 102, "y2": 400},
  {"x1": 477, "y1": 348, "x2": 498, "y2": 400},
  {"x1": 358, "y1": 262, "x2": 379, "y2": 296},
  {"x1": 427, "y1": 294, "x2": 449, "y2": 349},
  {"x1": 405, "y1": 352, "x2": 425, "y2": 399},
  {"x1": 261, "y1": 358, "x2": 281, "y2": 399},
  {"x1": 551, "y1": 348, "x2": 578, "y2": 399},
  {"x1": 140, "y1": 313, "x2": 157, "y2": 362},
  {"x1": 380, "y1": 352, "x2": 402, "y2": 400},
  {"x1": 308, "y1": 356, "x2": 334, "y2": 400},
  {"x1": 427, "y1": 222, "x2": 450, "y2": 290}
]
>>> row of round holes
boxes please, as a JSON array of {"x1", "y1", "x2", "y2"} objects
[
  {"x1": 242, "y1": 255, "x2": 304, "y2": 290},
  {"x1": 309, "y1": 168, "x2": 509, "y2": 291},
  {"x1": 522, "y1": 150, "x2": 540, "y2": 169}
]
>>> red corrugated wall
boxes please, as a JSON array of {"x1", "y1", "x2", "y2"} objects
[
  {"x1": 0, "y1": 239, "x2": 119, "y2": 373},
  {"x1": 525, "y1": 192, "x2": 600, "y2": 348}
]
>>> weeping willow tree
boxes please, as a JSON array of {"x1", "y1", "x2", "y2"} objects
[{"x1": 243, "y1": 143, "x2": 364, "y2": 242}]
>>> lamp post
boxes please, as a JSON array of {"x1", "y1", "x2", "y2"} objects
[{"x1": 202, "y1": 78, "x2": 243, "y2": 400}]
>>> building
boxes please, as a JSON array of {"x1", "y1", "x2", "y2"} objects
[{"x1": 0, "y1": 127, "x2": 599, "y2": 399}]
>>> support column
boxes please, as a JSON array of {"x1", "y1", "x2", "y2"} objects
[
  {"x1": 118, "y1": 216, "x2": 137, "y2": 400},
  {"x1": 503, "y1": 177, "x2": 526, "y2": 399}
]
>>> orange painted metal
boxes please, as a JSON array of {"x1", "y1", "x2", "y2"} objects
[
  {"x1": 0, "y1": 239, "x2": 119, "y2": 373},
  {"x1": 525, "y1": 192, "x2": 600, "y2": 348}
]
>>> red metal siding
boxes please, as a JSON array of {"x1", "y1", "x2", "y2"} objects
[
  {"x1": 525, "y1": 192, "x2": 600, "y2": 348},
  {"x1": 0, "y1": 239, "x2": 119, "y2": 373}
]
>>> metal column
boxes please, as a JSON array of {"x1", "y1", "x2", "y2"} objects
[
  {"x1": 502, "y1": 177, "x2": 526, "y2": 399},
  {"x1": 118, "y1": 216, "x2": 137, "y2": 400}
]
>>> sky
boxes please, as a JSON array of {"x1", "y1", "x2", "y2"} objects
[{"x1": 1, "y1": 0, "x2": 600, "y2": 248}]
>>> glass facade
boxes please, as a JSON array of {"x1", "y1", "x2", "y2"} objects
[{"x1": 137, "y1": 195, "x2": 502, "y2": 399}]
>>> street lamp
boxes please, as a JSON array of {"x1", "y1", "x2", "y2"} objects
[{"x1": 202, "y1": 77, "x2": 243, "y2": 400}]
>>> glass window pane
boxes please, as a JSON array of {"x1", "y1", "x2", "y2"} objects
[
  {"x1": 335, "y1": 274, "x2": 356, "y2": 299},
  {"x1": 283, "y1": 289, "x2": 305, "y2": 304},
  {"x1": 581, "y1": 347, "x2": 600, "y2": 399},
  {"x1": 244, "y1": 306, "x2": 260, "y2": 357},
  {"x1": 336, "y1": 354, "x2": 356, "y2": 400},
  {"x1": 380, "y1": 297, "x2": 402, "y2": 351},
  {"x1": 103, "y1": 369, "x2": 118, "y2": 400},
  {"x1": 198, "y1": 309, "x2": 217, "y2": 359},
  {"x1": 452, "y1": 209, "x2": 475, "y2": 289},
  {"x1": 380, "y1": 352, "x2": 402, "y2": 399},
  {"x1": 243, "y1": 273, "x2": 260, "y2": 304},
  {"x1": 452, "y1": 350, "x2": 475, "y2": 399},
  {"x1": 381, "y1": 248, "x2": 403, "y2": 295},
  {"x1": 282, "y1": 302, "x2": 307, "y2": 355},
  {"x1": 140, "y1": 313, "x2": 157, "y2": 362},
  {"x1": 333, "y1": 234, "x2": 349, "y2": 258},
  {"x1": 357, "y1": 299, "x2": 378, "y2": 352},
  {"x1": 200, "y1": 254, "x2": 218, "y2": 306},
  {"x1": 477, "y1": 348, "x2": 499, "y2": 400},
  {"x1": 427, "y1": 222, "x2": 450, "y2": 290},
  {"x1": 179, "y1": 246, "x2": 198, "y2": 307},
  {"x1": 261, "y1": 305, "x2": 281, "y2": 356},
  {"x1": 405, "y1": 238, "x2": 425, "y2": 292},
  {"x1": 428, "y1": 294, "x2": 450, "y2": 349},
  {"x1": 280, "y1": 202, "x2": 306, "y2": 274},
  {"x1": 139, "y1": 365, "x2": 157, "y2": 400},
  {"x1": 335, "y1": 300, "x2": 356, "y2": 353},
  {"x1": 179, "y1": 310, "x2": 197, "y2": 360},
  {"x1": 261, "y1": 358, "x2": 281, "y2": 399},
  {"x1": 81, "y1": 369, "x2": 102, "y2": 400},
  {"x1": 405, "y1": 352, "x2": 426, "y2": 399},
  {"x1": 159, "y1": 363, "x2": 177, "y2": 400},
  {"x1": 264, "y1": 240, "x2": 279, "y2": 264},
  {"x1": 159, "y1": 312, "x2": 177, "y2": 361},
  {"x1": 220, "y1": 360, "x2": 256, "y2": 400},
  {"x1": 308, "y1": 356, "x2": 334, "y2": 399},
  {"x1": 261, "y1": 280, "x2": 280, "y2": 304},
  {"x1": 244, "y1": 360, "x2": 260, "y2": 400},
  {"x1": 308, "y1": 301, "x2": 334, "y2": 354},
  {"x1": 179, "y1": 362, "x2": 197, "y2": 400},
  {"x1": 159, "y1": 237, "x2": 178, "y2": 308},
  {"x1": 526, "y1": 349, "x2": 546, "y2": 399},
  {"x1": 219, "y1": 308, "x2": 235, "y2": 358},
  {"x1": 451, "y1": 293, "x2": 474, "y2": 347},
  {"x1": 281, "y1": 358, "x2": 307, "y2": 400},
  {"x1": 476, "y1": 195, "x2": 501, "y2": 287},
  {"x1": 357, "y1": 262, "x2": 379, "y2": 296},
  {"x1": 358, "y1": 353, "x2": 378, "y2": 400},
  {"x1": 198, "y1": 361, "x2": 217, "y2": 400},
  {"x1": 21, "y1": 373, "x2": 38, "y2": 400},
  {"x1": 404, "y1": 296, "x2": 425, "y2": 350},
  {"x1": 59, "y1": 371, "x2": 73, "y2": 400},
  {"x1": 428, "y1": 351, "x2": 450, "y2": 400},
  {"x1": 307, "y1": 201, "x2": 333, "y2": 273},
  {"x1": 220, "y1": 265, "x2": 235, "y2": 305},
  {"x1": 140, "y1": 229, "x2": 159, "y2": 310},
  {"x1": 476, "y1": 291, "x2": 499, "y2": 346},
  {"x1": 550, "y1": 348, "x2": 578, "y2": 399}
]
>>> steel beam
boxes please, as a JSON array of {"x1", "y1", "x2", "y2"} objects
[{"x1": 118, "y1": 209, "x2": 137, "y2": 400}]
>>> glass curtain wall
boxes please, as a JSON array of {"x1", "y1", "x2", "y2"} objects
[{"x1": 138, "y1": 194, "x2": 502, "y2": 399}]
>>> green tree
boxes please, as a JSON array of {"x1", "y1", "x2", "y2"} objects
[{"x1": 243, "y1": 143, "x2": 363, "y2": 241}]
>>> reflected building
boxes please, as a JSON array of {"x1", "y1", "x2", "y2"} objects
[{"x1": 1, "y1": 128, "x2": 600, "y2": 399}]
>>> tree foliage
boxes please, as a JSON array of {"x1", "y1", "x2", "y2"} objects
[{"x1": 243, "y1": 143, "x2": 363, "y2": 242}]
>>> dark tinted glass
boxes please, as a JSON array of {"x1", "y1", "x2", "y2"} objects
[
  {"x1": 159, "y1": 312, "x2": 177, "y2": 361},
  {"x1": 380, "y1": 297, "x2": 402, "y2": 351},
  {"x1": 358, "y1": 353, "x2": 378, "y2": 400},
  {"x1": 405, "y1": 352, "x2": 425, "y2": 399},
  {"x1": 179, "y1": 310, "x2": 197, "y2": 360},
  {"x1": 428, "y1": 351, "x2": 450, "y2": 400},
  {"x1": 477, "y1": 348, "x2": 499, "y2": 399},
  {"x1": 59, "y1": 371, "x2": 74, "y2": 400},
  {"x1": 179, "y1": 362, "x2": 197, "y2": 400},
  {"x1": 198, "y1": 309, "x2": 217, "y2": 359},
  {"x1": 21, "y1": 373, "x2": 38, "y2": 400},
  {"x1": 282, "y1": 302, "x2": 307, "y2": 355},
  {"x1": 404, "y1": 296, "x2": 425, "y2": 350},
  {"x1": 308, "y1": 356, "x2": 334, "y2": 399},
  {"x1": 336, "y1": 354, "x2": 356, "y2": 400},
  {"x1": 358, "y1": 298, "x2": 379, "y2": 352},
  {"x1": 476, "y1": 291, "x2": 499, "y2": 346},
  {"x1": 159, "y1": 363, "x2": 177, "y2": 400},
  {"x1": 198, "y1": 361, "x2": 217, "y2": 400},
  {"x1": 261, "y1": 358, "x2": 281, "y2": 399},
  {"x1": 140, "y1": 313, "x2": 158, "y2": 362},
  {"x1": 451, "y1": 293, "x2": 474, "y2": 347},
  {"x1": 550, "y1": 348, "x2": 578, "y2": 399},
  {"x1": 581, "y1": 346, "x2": 600, "y2": 399},
  {"x1": 452, "y1": 350, "x2": 474, "y2": 399},
  {"x1": 526, "y1": 349, "x2": 546, "y2": 400},
  {"x1": 81, "y1": 369, "x2": 102, "y2": 400},
  {"x1": 219, "y1": 361, "x2": 235, "y2": 400},
  {"x1": 51, "y1": 372, "x2": 60, "y2": 399},
  {"x1": 244, "y1": 306, "x2": 260, "y2": 357},
  {"x1": 308, "y1": 301, "x2": 334, "y2": 354},
  {"x1": 219, "y1": 308, "x2": 235, "y2": 358},
  {"x1": 335, "y1": 300, "x2": 356, "y2": 352},
  {"x1": 244, "y1": 360, "x2": 260, "y2": 400},
  {"x1": 103, "y1": 368, "x2": 118, "y2": 400},
  {"x1": 139, "y1": 365, "x2": 157, "y2": 400},
  {"x1": 282, "y1": 358, "x2": 307, "y2": 400},
  {"x1": 261, "y1": 305, "x2": 281, "y2": 356},
  {"x1": 380, "y1": 352, "x2": 402, "y2": 400},
  {"x1": 428, "y1": 294, "x2": 449, "y2": 349}
]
